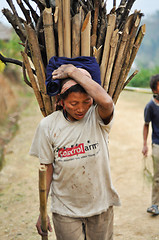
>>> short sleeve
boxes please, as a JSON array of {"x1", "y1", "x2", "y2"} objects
[
  {"x1": 95, "y1": 105, "x2": 114, "y2": 134},
  {"x1": 144, "y1": 104, "x2": 152, "y2": 124},
  {"x1": 29, "y1": 119, "x2": 54, "y2": 164}
]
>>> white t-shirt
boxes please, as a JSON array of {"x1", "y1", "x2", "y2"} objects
[{"x1": 30, "y1": 105, "x2": 120, "y2": 217}]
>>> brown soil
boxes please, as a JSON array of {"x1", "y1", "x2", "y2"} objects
[
  {"x1": 0, "y1": 73, "x2": 17, "y2": 122},
  {"x1": 0, "y1": 91, "x2": 159, "y2": 240}
]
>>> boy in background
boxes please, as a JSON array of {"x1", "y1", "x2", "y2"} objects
[{"x1": 142, "y1": 74, "x2": 159, "y2": 215}]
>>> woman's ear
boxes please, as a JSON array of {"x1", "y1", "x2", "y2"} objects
[
  {"x1": 61, "y1": 100, "x2": 65, "y2": 110},
  {"x1": 55, "y1": 94, "x2": 64, "y2": 110}
]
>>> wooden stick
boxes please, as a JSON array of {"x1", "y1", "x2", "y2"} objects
[
  {"x1": 80, "y1": 7, "x2": 85, "y2": 28},
  {"x1": 123, "y1": 69, "x2": 139, "y2": 89},
  {"x1": 16, "y1": 0, "x2": 32, "y2": 24},
  {"x1": 70, "y1": 0, "x2": 78, "y2": 15},
  {"x1": 112, "y1": 17, "x2": 144, "y2": 102},
  {"x1": 72, "y1": 9, "x2": 82, "y2": 57},
  {"x1": 30, "y1": 0, "x2": 45, "y2": 12},
  {"x1": 112, "y1": 24, "x2": 146, "y2": 103},
  {"x1": 118, "y1": 0, "x2": 136, "y2": 30},
  {"x1": 123, "y1": 12, "x2": 136, "y2": 33},
  {"x1": 92, "y1": 0, "x2": 99, "y2": 36},
  {"x1": 40, "y1": 61, "x2": 54, "y2": 115},
  {"x1": 93, "y1": 45, "x2": 103, "y2": 64},
  {"x1": 87, "y1": 0, "x2": 94, "y2": 11},
  {"x1": 2, "y1": 8, "x2": 26, "y2": 43},
  {"x1": 100, "y1": 13, "x2": 116, "y2": 86},
  {"x1": 92, "y1": 1, "x2": 106, "y2": 61},
  {"x1": 0, "y1": 53, "x2": 22, "y2": 67},
  {"x1": 55, "y1": 0, "x2": 64, "y2": 56},
  {"x1": 113, "y1": 0, "x2": 116, "y2": 8},
  {"x1": 6, "y1": 0, "x2": 26, "y2": 36},
  {"x1": 113, "y1": 14, "x2": 141, "y2": 98},
  {"x1": 81, "y1": 11, "x2": 91, "y2": 56},
  {"x1": 103, "y1": 29, "x2": 119, "y2": 92},
  {"x1": 96, "y1": 2, "x2": 107, "y2": 50},
  {"x1": 39, "y1": 165, "x2": 48, "y2": 240},
  {"x1": 25, "y1": 23, "x2": 53, "y2": 115},
  {"x1": 108, "y1": 27, "x2": 129, "y2": 97},
  {"x1": 21, "y1": 51, "x2": 47, "y2": 117},
  {"x1": 22, "y1": 0, "x2": 39, "y2": 24},
  {"x1": 91, "y1": 0, "x2": 99, "y2": 48},
  {"x1": 22, "y1": 61, "x2": 32, "y2": 88},
  {"x1": 113, "y1": 70, "x2": 139, "y2": 103},
  {"x1": 45, "y1": 0, "x2": 51, "y2": 8},
  {"x1": 116, "y1": 0, "x2": 127, "y2": 28},
  {"x1": 43, "y1": 7, "x2": 56, "y2": 62},
  {"x1": 63, "y1": 0, "x2": 71, "y2": 57},
  {"x1": 125, "y1": 24, "x2": 146, "y2": 79},
  {"x1": 25, "y1": 23, "x2": 45, "y2": 93}
]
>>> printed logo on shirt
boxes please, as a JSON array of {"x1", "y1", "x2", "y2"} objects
[
  {"x1": 58, "y1": 143, "x2": 85, "y2": 158},
  {"x1": 57, "y1": 141, "x2": 99, "y2": 158}
]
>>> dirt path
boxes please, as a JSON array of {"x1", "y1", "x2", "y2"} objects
[{"x1": 0, "y1": 91, "x2": 159, "y2": 240}]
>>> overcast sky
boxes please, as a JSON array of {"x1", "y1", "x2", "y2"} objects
[{"x1": 0, "y1": 0, "x2": 159, "y2": 26}]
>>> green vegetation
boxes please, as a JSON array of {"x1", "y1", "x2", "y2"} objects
[
  {"x1": 128, "y1": 66, "x2": 159, "y2": 88},
  {"x1": 0, "y1": 32, "x2": 23, "y2": 61},
  {"x1": 0, "y1": 32, "x2": 23, "y2": 74}
]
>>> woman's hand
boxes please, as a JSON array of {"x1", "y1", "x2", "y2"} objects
[
  {"x1": 52, "y1": 64, "x2": 76, "y2": 80},
  {"x1": 36, "y1": 214, "x2": 53, "y2": 236}
]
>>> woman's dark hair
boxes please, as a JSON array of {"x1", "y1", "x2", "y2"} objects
[
  {"x1": 60, "y1": 84, "x2": 86, "y2": 100},
  {"x1": 150, "y1": 74, "x2": 159, "y2": 91},
  {"x1": 55, "y1": 84, "x2": 87, "y2": 110}
]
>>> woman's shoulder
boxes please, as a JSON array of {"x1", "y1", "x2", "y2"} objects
[{"x1": 39, "y1": 110, "x2": 63, "y2": 127}]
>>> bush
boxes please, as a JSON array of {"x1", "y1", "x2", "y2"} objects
[
  {"x1": 0, "y1": 33, "x2": 23, "y2": 59},
  {"x1": 128, "y1": 66, "x2": 159, "y2": 88},
  {"x1": 0, "y1": 33, "x2": 23, "y2": 74}
]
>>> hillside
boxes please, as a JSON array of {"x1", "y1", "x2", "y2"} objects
[{"x1": 135, "y1": 11, "x2": 159, "y2": 69}]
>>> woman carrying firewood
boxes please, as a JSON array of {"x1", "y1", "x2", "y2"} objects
[{"x1": 30, "y1": 56, "x2": 120, "y2": 240}]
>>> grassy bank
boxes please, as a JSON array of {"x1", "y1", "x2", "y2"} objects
[{"x1": 0, "y1": 71, "x2": 33, "y2": 171}]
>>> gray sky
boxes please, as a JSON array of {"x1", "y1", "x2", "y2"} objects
[
  {"x1": 107, "y1": 0, "x2": 159, "y2": 16},
  {"x1": 0, "y1": 0, "x2": 159, "y2": 26}
]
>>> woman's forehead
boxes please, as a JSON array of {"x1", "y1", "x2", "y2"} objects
[{"x1": 65, "y1": 92, "x2": 92, "y2": 101}]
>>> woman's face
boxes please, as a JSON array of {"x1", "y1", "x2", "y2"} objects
[
  {"x1": 63, "y1": 92, "x2": 93, "y2": 121},
  {"x1": 157, "y1": 81, "x2": 159, "y2": 94}
]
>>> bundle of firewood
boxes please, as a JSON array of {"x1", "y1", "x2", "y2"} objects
[{"x1": 1, "y1": 0, "x2": 145, "y2": 117}]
